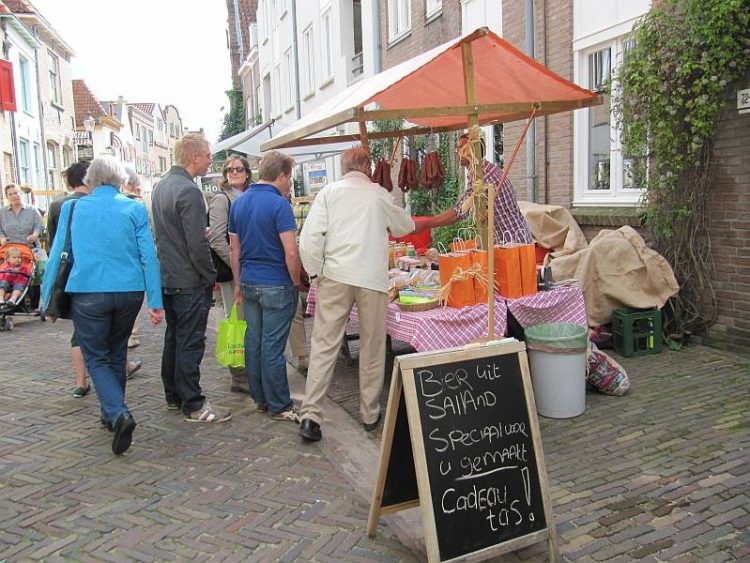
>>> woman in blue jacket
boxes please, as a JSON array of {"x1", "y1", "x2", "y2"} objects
[{"x1": 42, "y1": 156, "x2": 164, "y2": 456}]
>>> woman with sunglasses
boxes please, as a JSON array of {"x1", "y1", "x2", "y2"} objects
[{"x1": 208, "y1": 156, "x2": 251, "y2": 394}]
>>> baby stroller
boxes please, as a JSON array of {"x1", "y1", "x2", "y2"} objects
[{"x1": 0, "y1": 242, "x2": 40, "y2": 331}]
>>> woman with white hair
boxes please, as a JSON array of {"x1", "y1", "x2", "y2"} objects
[{"x1": 42, "y1": 156, "x2": 164, "y2": 456}]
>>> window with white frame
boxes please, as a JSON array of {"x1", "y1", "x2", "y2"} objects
[
  {"x1": 388, "y1": 0, "x2": 411, "y2": 42},
  {"x1": 48, "y1": 51, "x2": 63, "y2": 106},
  {"x1": 426, "y1": 0, "x2": 442, "y2": 19},
  {"x1": 274, "y1": 63, "x2": 282, "y2": 116},
  {"x1": 320, "y1": 10, "x2": 333, "y2": 82},
  {"x1": 46, "y1": 142, "x2": 58, "y2": 187},
  {"x1": 18, "y1": 55, "x2": 32, "y2": 113},
  {"x1": 302, "y1": 26, "x2": 315, "y2": 96},
  {"x1": 575, "y1": 36, "x2": 645, "y2": 205},
  {"x1": 284, "y1": 49, "x2": 295, "y2": 110},
  {"x1": 18, "y1": 139, "x2": 30, "y2": 184}
]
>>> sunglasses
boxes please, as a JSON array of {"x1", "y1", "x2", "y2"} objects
[{"x1": 225, "y1": 167, "x2": 247, "y2": 174}]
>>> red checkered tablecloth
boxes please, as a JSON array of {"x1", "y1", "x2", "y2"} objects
[
  {"x1": 306, "y1": 285, "x2": 585, "y2": 351},
  {"x1": 505, "y1": 285, "x2": 587, "y2": 328},
  {"x1": 306, "y1": 287, "x2": 507, "y2": 352}
]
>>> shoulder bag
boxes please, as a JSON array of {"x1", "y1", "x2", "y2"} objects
[
  {"x1": 45, "y1": 200, "x2": 79, "y2": 319},
  {"x1": 208, "y1": 191, "x2": 234, "y2": 283}
]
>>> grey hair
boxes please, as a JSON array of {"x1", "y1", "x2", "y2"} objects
[
  {"x1": 84, "y1": 156, "x2": 129, "y2": 189},
  {"x1": 123, "y1": 165, "x2": 140, "y2": 187}
]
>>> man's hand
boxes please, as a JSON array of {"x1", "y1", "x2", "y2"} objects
[
  {"x1": 27, "y1": 233, "x2": 39, "y2": 244},
  {"x1": 149, "y1": 308, "x2": 165, "y2": 326}
]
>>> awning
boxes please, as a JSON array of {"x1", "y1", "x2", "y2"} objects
[
  {"x1": 110, "y1": 132, "x2": 123, "y2": 149},
  {"x1": 211, "y1": 118, "x2": 358, "y2": 164},
  {"x1": 262, "y1": 27, "x2": 601, "y2": 151},
  {"x1": 74, "y1": 132, "x2": 92, "y2": 145}
]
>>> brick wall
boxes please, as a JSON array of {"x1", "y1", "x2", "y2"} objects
[
  {"x1": 704, "y1": 74, "x2": 750, "y2": 352},
  {"x1": 380, "y1": 1, "x2": 461, "y2": 69},
  {"x1": 226, "y1": 0, "x2": 258, "y2": 90},
  {"x1": 502, "y1": 0, "x2": 574, "y2": 206}
]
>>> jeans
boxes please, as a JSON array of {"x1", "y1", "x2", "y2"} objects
[
  {"x1": 71, "y1": 291, "x2": 143, "y2": 425},
  {"x1": 241, "y1": 283, "x2": 296, "y2": 414},
  {"x1": 161, "y1": 286, "x2": 212, "y2": 415}
]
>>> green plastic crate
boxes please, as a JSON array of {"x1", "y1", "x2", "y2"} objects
[{"x1": 613, "y1": 307, "x2": 663, "y2": 357}]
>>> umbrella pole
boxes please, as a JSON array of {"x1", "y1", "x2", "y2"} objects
[{"x1": 359, "y1": 120, "x2": 370, "y2": 153}]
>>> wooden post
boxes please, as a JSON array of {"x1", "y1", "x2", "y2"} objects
[
  {"x1": 487, "y1": 180, "x2": 495, "y2": 340},
  {"x1": 359, "y1": 120, "x2": 370, "y2": 153},
  {"x1": 461, "y1": 42, "x2": 487, "y2": 252}
]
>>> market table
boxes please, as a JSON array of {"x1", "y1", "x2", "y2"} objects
[{"x1": 306, "y1": 284, "x2": 586, "y2": 353}]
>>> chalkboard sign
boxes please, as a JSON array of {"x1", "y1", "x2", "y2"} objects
[{"x1": 368, "y1": 341, "x2": 557, "y2": 563}]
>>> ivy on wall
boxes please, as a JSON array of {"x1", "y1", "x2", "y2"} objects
[
  {"x1": 614, "y1": 0, "x2": 750, "y2": 336},
  {"x1": 213, "y1": 90, "x2": 247, "y2": 171}
]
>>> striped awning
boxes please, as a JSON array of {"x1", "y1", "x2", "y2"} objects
[
  {"x1": 74, "y1": 131, "x2": 92, "y2": 145},
  {"x1": 110, "y1": 132, "x2": 123, "y2": 149}
]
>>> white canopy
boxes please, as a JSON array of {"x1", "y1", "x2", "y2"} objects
[{"x1": 211, "y1": 118, "x2": 358, "y2": 163}]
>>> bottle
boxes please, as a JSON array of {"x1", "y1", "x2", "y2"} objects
[
  {"x1": 647, "y1": 318, "x2": 654, "y2": 349},
  {"x1": 387, "y1": 242, "x2": 395, "y2": 269},
  {"x1": 407, "y1": 243, "x2": 416, "y2": 258}
]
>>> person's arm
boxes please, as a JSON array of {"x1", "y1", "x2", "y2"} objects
[
  {"x1": 280, "y1": 230, "x2": 301, "y2": 288},
  {"x1": 207, "y1": 192, "x2": 231, "y2": 265},
  {"x1": 298, "y1": 192, "x2": 327, "y2": 278},
  {"x1": 383, "y1": 197, "x2": 416, "y2": 238},
  {"x1": 229, "y1": 233, "x2": 242, "y2": 305},
  {"x1": 27, "y1": 208, "x2": 44, "y2": 244},
  {"x1": 133, "y1": 205, "x2": 163, "y2": 309},
  {"x1": 422, "y1": 208, "x2": 459, "y2": 231},
  {"x1": 178, "y1": 188, "x2": 216, "y2": 286}
]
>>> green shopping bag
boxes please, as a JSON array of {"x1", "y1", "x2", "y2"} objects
[{"x1": 215, "y1": 304, "x2": 246, "y2": 368}]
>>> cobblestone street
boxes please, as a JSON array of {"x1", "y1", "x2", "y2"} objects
[{"x1": 0, "y1": 307, "x2": 748, "y2": 561}]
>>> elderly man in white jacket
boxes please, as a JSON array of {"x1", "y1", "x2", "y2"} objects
[{"x1": 298, "y1": 147, "x2": 415, "y2": 442}]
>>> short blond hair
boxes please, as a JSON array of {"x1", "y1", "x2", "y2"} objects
[
  {"x1": 259, "y1": 150, "x2": 294, "y2": 182},
  {"x1": 341, "y1": 147, "x2": 371, "y2": 175},
  {"x1": 174, "y1": 133, "x2": 209, "y2": 168}
]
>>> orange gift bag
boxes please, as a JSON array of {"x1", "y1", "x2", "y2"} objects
[
  {"x1": 450, "y1": 227, "x2": 479, "y2": 252},
  {"x1": 493, "y1": 233, "x2": 523, "y2": 299},
  {"x1": 469, "y1": 249, "x2": 490, "y2": 303},
  {"x1": 517, "y1": 239, "x2": 538, "y2": 297},
  {"x1": 438, "y1": 251, "x2": 476, "y2": 308}
]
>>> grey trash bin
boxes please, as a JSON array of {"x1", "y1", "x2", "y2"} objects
[{"x1": 524, "y1": 323, "x2": 588, "y2": 418}]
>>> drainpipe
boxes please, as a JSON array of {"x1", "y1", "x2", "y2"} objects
[
  {"x1": 373, "y1": 0, "x2": 381, "y2": 73},
  {"x1": 525, "y1": 0, "x2": 537, "y2": 202},
  {"x1": 32, "y1": 27, "x2": 50, "y2": 189},
  {"x1": 291, "y1": 0, "x2": 301, "y2": 120},
  {"x1": 543, "y1": 0, "x2": 549, "y2": 204},
  {"x1": 1, "y1": 21, "x2": 21, "y2": 187}
]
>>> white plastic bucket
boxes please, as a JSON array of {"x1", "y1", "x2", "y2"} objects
[{"x1": 525, "y1": 323, "x2": 587, "y2": 419}]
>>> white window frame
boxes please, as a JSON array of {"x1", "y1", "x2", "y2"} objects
[
  {"x1": 574, "y1": 34, "x2": 645, "y2": 206},
  {"x1": 18, "y1": 139, "x2": 30, "y2": 184},
  {"x1": 48, "y1": 50, "x2": 63, "y2": 106},
  {"x1": 18, "y1": 55, "x2": 32, "y2": 114},
  {"x1": 273, "y1": 63, "x2": 282, "y2": 117},
  {"x1": 320, "y1": 10, "x2": 333, "y2": 83},
  {"x1": 283, "y1": 48, "x2": 294, "y2": 111},
  {"x1": 388, "y1": 0, "x2": 411, "y2": 43},
  {"x1": 426, "y1": 0, "x2": 443, "y2": 19},
  {"x1": 46, "y1": 141, "x2": 58, "y2": 187},
  {"x1": 33, "y1": 142, "x2": 42, "y2": 188},
  {"x1": 302, "y1": 26, "x2": 315, "y2": 96}
]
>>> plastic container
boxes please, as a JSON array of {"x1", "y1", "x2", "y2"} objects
[{"x1": 524, "y1": 323, "x2": 588, "y2": 419}]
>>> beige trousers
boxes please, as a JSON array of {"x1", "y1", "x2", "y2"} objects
[
  {"x1": 287, "y1": 294, "x2": 308, "y2": 362},
  {"x1": 300, "y1": 277, "x2": 387, "y2": 426},
  {"x1": 219, "y1": 280, "x2": 247, "y2": 387}
]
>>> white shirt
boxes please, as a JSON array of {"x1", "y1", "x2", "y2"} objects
[{"x1": 300, "y1": 171, "x2": 415, "y2": 293}]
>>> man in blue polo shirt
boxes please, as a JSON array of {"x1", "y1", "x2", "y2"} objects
[{"x1": 228, "y1": 150, "x2": 301, "y2": 423}]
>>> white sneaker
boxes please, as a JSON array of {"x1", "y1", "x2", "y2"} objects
[{"x1": 271, "y1": 406, "x2": 300, "y2": 423}]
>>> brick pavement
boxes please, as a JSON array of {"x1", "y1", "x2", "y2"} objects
[{"x1": 1, "y1": 306, "x2": 748, "y2": 562}]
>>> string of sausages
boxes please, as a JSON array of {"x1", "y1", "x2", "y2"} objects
[{"x1": 374, "y1": 151, "x2": 446, "y2": 192}]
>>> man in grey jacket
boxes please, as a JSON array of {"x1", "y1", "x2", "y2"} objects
[{"x1": 151, "y1": 133, "x2": 231, "y2": 423}]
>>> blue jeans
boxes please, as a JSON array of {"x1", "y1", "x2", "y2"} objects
[
  {"x1": 71, "y1": 291, "x2": 143, "y2": 425},
  {"x1": 161, "y1": 286, "x2": 212, "y2": 415},
  {"x1": 241, "y1": 283, "x2": 296, "y2": 414}
]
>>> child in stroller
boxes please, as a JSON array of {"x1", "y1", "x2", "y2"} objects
[{"x1": 0, "y1": 243, "x2": 38, "y2": 330}]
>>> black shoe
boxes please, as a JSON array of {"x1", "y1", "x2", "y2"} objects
[
  {"x1": 112, "y1": 412, "x2": 136, "y2": 455},
  {"x1": 299, "y1": 418, "x2": 322, "y2": 442},
  {"x1": 363, "y1": 413, "x2": 382, "y2": 432}
]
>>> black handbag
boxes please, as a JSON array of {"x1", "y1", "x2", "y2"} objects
[
  {"x1": 46, "y1": 200, "x2": 78, "y2": 319},
  {"x1": 208, "y1": 192, "x2": 233, "y2": 283}
]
